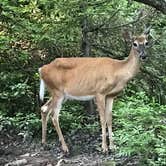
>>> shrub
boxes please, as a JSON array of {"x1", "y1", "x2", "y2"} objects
[{"x1": 114, "y1": 92, "x2": 166, "y2": 165}]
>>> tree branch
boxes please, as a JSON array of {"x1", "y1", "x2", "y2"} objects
[
  {"x1": 133, "y1": 0, "x2": 166, "y2": 14},
  {"x1": 92, "y1": 44, "x2": 114, "y2": 56},
  {"x1": 100, "y1": 8, "x2": 144, "y2": 30},
  {"x1": 86, "y1": 9, "x2": 120, "y2": 33}
]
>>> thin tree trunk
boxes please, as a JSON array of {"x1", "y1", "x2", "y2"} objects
[
  {"x1": 80, "y1": 2, "x2": 94, "y2": 113},
  {"x1": 81, "y1": 17, "x2": 91, "y2": 56}
]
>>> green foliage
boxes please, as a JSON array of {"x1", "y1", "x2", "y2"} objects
[
  {"x1": 0, "y1": 112, "x2": 41, "y2": 137},
  {"x1": 114, "y1": 92, "x2": 166, "y2": 165},
  {"x1": 45, "y1": 102, "x2": 87, "y2": 136},
  {"x1": 0, "y1": 91, "x2": 165, "y2": 164},
  {"x1": 0, "y1": 101, "x2": 98, "y2": 138},
  {"x1": 60, "y1": 102, "x2": 85, "y2": 131},
  {"x1": 0, "y1": 71, "x2": 35, "y2": 115},
  {"x1": 60, "y1": 101, "x2": 99, "y2": 134},
  {"x1": 0, "y1": 1, "x2": 166, "y2": 164},
  {"x1": 0, "y1": 0, "x2": 166, "y2": 117}
]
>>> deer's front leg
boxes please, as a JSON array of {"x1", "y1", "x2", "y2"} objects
[
  {"x1": 106, "y1": 97, "x2": 115, "y2": 150},
  {"x1": 96, "y1": 94, "x2": 108, "y2": 153}
]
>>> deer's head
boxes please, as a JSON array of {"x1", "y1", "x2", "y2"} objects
[
  {"x1": 123, "y1": 26, "x2": 151, "y2": 60},
  {"x1": 132, "y1": 34, "x2": 149, "y2": 60}
]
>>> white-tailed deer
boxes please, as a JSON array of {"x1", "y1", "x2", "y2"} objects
[{"x1": 39, "y1": 31, "x2": 149, "y2": 153}]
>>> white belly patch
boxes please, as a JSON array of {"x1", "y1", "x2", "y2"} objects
[{"x1": 65, "y1": 93, "x2": 94, "y2": 101}]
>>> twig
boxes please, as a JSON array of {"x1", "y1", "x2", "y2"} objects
[{"x1": 56, "y1": 159, "x2": 64, "y2": 166}]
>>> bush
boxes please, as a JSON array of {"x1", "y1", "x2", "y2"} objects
[
  {"x1": 0, "y1": 72, "x2": 35, "y2": 115},
  {"x1": 60, "y1": 101, "x2": 99, "y2": 134},
  {"x1": 0, "y1": 112, "x2": 41, "y2": 139},
  {"x1": 114, "y1": 92, "x2": 166, "y2": 165},
  {"x1": 0, "y1": 101, "x2": 98, "y2": 140}
]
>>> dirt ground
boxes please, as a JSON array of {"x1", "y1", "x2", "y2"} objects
[{"x1": 0, "y1": 131, "x2": 139, "y2": 166}]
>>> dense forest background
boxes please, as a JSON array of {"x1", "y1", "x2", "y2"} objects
[{"x1": 0, "y1": 0, "x2": 166, "y2": 165}]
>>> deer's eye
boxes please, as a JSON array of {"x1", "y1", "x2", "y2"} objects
[
  {"x1": 145, "y1": 42, "x2": 149, "y2": 46},
  {"x1": 133, "y1": 42, "x2": 138, "y2": 47}
]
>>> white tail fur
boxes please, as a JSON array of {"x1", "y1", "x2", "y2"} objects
[{"x1": 39, "y1": 68, "x2": 45, "y2": 101}]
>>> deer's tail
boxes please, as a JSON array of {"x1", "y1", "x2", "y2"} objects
[{"x1": 39, "y1": 68, "x2": 45, "y2": 102}]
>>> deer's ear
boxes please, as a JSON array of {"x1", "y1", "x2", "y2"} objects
[
  {"x1": 132, "y1": 35, "x2": 137, "y2": 42},
  {"x1": 143, "y1": 26, "x2": 151, "y2": 36},
  {"x1": 128, "y1": 31, "x2": 133, "y2": 42}
]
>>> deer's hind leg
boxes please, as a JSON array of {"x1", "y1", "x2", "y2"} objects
[{"x1": 41, "y1": 98, "x2": 52, "y2": 144}]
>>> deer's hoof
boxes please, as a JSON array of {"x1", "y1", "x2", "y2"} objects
[
  {"x1": 102, "y1": 145, "x2": 108, "y2": 154},
  {"x1": 109, "y1": 143, "x2": 116, "y2": 152},
  {"x1": 62, "y1": 144, "x2": 69, "y2": 154}
]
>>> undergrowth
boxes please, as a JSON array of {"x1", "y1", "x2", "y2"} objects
[
  {"x1": 0, "y1": 92, "x2": 165, "y2": 165},
  {"x1": 113, "y1": 92, "x2": 166, "y2": 165}
]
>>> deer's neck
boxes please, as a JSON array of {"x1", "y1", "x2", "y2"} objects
[{"x1": 121, "y1": 48, "x2": 140, "y2": 80}]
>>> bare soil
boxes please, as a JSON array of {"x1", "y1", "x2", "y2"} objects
[{"x1": 0, "y1": 131, "x2": 139, "y2": 166}]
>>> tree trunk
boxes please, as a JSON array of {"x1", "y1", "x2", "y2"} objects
[
  {"x1": 80, "y1": 2, "x2": 94, "y2": 113},
  {"x1": 81, "y1": 17, "x2": 91, "y2": 56},
  {"x1": 81, "y1": 17, "x2": 94, "y2": 113}
]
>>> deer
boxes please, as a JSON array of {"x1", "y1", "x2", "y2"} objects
[{"x1": 38, "y1": 30, "x2": 150, "y2": 153}]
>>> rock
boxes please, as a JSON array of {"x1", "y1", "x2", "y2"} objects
[{"x1": 20, "y1": 153, "x2": 30, "y2": 157}]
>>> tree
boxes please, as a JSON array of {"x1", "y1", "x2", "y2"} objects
[{"x1": 0, "y1": 0, "x2": 165, "y2": 117}]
